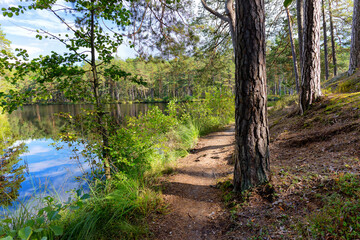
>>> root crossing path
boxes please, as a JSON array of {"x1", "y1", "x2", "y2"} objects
[{"x1": 150, "y1": 126, "x2": 235, "y2": 240}]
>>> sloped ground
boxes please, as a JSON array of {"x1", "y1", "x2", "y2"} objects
[
  {"x1": 324, "y1": 70, "x2": 360, "y2": 93},
  {"x1": 149, "y1": 92, "x2": 360, "y2": 239},
  {"x1": 225, "y1": 93, "x2": 360, "y2": 239}
]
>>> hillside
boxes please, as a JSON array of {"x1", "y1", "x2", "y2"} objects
[{"x1": 149, "y1": 74, "x2": 360, "y2": 239}]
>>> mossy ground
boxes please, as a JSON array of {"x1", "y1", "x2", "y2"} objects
[{"x1": 217, "y1": 90, "x2": 360, "y2": 239}]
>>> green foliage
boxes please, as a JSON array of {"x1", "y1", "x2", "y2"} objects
[
  {"x1": 305, "y1": 173, "x2": 360, "y2": 239},
  {"x1": 0, "y1": 113, "x2": 27, "y2": 206},
  {"x1": 268, "y1": 94, "x2": 298, "y2": 113},
  {"x1": 0, "y1": 194, "x2": 83, "y2": 240},
  {"x1": 283, "y1": 0, "x2": 293, "y2": 8},
  {"x1": 180, "y1": 88, "x2": 234, "y2": 134}
]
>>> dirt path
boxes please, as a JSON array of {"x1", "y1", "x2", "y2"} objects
[{"x1": 149, "y1": 126, "x2": 235, "y2": 240}]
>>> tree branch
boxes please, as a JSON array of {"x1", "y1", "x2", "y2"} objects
[{"x1": 201, "y1": 0, "x2": 229, "y2": 23}]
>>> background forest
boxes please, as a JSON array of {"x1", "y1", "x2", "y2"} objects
[{"x1": 0, "y1": 0, "x2": 354, "y2": 105}]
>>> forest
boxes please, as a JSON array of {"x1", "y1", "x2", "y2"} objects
[{"x1": 0, "y1": 0, "x2": 359, "y2": 239}]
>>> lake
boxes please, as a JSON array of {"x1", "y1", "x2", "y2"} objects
[{"x1": 0, "y1": 103, "x2": 166, "y2": 208}]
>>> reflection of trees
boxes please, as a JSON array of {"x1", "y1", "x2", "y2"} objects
[
  {"x1": 8, "y1": 104, "x2": 167, "y2": 140},
  {"x1": 0, "y1": 114, "x2": 27, "y2": 206},
  {"x1": 8, "y1": 105, "x2": 68, "y2": 140}
]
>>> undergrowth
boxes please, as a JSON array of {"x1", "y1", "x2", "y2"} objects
[
  {"x1": 0, "y1": 89, "x2": 234, "y2": 239},
  {"x1": 299, "y1": 173, "x2": 360, "y2": 239}
]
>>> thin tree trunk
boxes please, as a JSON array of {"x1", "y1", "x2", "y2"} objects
[
  {"x1": 234, "y1": 0, "x2": 270, "y2": 192},
  {"x1": 300, "y1": 0, "x2": 322, "y2": 114},
  {"x1": 286, "y1": 7, "x2": 300, "y2": 93},
  {"x1": 297, "y1": 0, "x2": 304, "y2": 75},
  {"x1": 329, "y1": 0, "x2": 337, "y2": 76},
  {"x1": 90, "y1": 5, "x2": 111, "y2": 180},
  {"x1": 322, "y1": 0, "x2": 329, "y2": 80},
  {"x1": 348, "y1": 0, "x2": 360, "y2": 75}
]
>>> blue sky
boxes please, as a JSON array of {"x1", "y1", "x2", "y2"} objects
[{"x1": 0, "y1": 0, "x2": 136, "y2": 59}]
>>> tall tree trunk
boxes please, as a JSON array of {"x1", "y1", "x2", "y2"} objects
[
  {"x1": 329, "y1": 0, "x2": 337, "y2": 76},
  {"x1": 234, "y1": 0, "x2": 270, "y2": 192},
  {"x1": 297, "y1": 0, "x2": 304, "y2": 75},
  {"x1": 300, "y1": 0, "x2": 322, "y2": 114},
  {"x1": 348, "y1": 0, "x2": 360, "y2": 75},
  {"x1": 286, "y1": 7, "x2": 300, "y2": 93},
  {"x1": 322, "y1": 0, "x2": 329, "y2": 80},
  {"x1": 90, "y1": 5, "x2": 111, "y2": 180}
]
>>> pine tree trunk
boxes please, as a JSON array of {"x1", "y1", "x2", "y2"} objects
[
  {"x1": 234, "y1": 0, "x2": 270, "y2": 192},
  {"x1": 297, "y1": 0, "x2": 304, "y2": 75},
  {"x1": 348, "y1": 0, "x2": 360, "y2": 75},
  {"x1": 300, "y1": 0, "x2": 322, "y2": 113},
  {"x1": 286, "y1": 7, "x2": 300, "y2": 93},
  {"x1": 329, "y1": 0, "x2": 337, "y2": 76},
  {"x1": 322, "y1": 0, "x2": 329, "y2": 80}
]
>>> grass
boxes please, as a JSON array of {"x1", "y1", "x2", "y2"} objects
[{"x1": 268, "y1": 94, "x2": 298, "y2": 113}]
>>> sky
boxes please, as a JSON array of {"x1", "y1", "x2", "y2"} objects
[{"x1": 0, "y1": 0, "x2": 137, "y2": 60}]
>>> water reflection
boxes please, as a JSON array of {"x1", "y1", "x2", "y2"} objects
[
  {"x1": 1, "y1": 103, "x2": 166, "y2": 206},
  {"x1": 0, "y1": 114, "x2": 27, "y2": 206}
]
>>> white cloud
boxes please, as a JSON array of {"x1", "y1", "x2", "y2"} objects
[
  {"x1": 20, "y1": 145, "x2": 51, "y2": 157},
  {"x1": 0, "y1": 0, "x2": 17, "y2": 4},
  {"x1": 3, "y1": 25, "x2": 38, "y2": 38},
  {"x1": 11, "y1": 44, "x2": 43, "y2": 55},
  {"x1": 27, "y1": 159, "x2": 71, "y2": 172}
]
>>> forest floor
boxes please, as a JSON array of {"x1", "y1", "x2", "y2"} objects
[{"x1": 148, "y1": 92, "x2": 360, "y2": 239}]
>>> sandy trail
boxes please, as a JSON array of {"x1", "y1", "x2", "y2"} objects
[{"x1": 149, "y1": 126, "x2": 235, "y2": 240}]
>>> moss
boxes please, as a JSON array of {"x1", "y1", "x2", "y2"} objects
[{"x1": 323, "y1": 70, "x2": 360, "y2": 93}]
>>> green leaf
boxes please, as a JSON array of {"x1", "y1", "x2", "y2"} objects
[
  {"x1": 284, "y1": 0, "x2": 293, "y2": 7},
  {"x1": 36, "y1": 217, "x2": 45, "y2": 225},
  {"x1": 34, "y1": 228, "x2": 44, "y2": 233},
  {"x1": 25, "y1": 219, "x2": 35, "y2": 227},
  {"x1": 47, "y1": 210, "x2": 61, "y2": 221},
  {"x1": 18, "y1": 226, "x2": 32, "y2": 240},
  {"x1": 80, "y1": 193, "x2": 90, "y2": 200},
  {"x1": 49, "y1": 225, "x2": 63, "y2": 236},
  {"x1": 0, "y1": 236, "x2": 14, "y2": 240},
  {"x1": 1, "y1": 219, "x2": 11, "y2": 224}
]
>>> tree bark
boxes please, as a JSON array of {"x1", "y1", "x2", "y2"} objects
[
  {"x1": 329, "y1": 0, "x2": 337, "y2": 76},
  {"x1": 300, "y1": 0, "x2": 322, "y2": 114},
  {"x1": 322, "y1": 0, "x2": 329, "y2": 80},
  {"x1": 234, "y1": 0, "x2": 270, "y2": 192},
  {"x1": 348, "y1": 0, "x2": 360, "y2": 75},
  {"x1": 286, "y1": 7, "x2": 300, "y2": 93},
  {"x1": 297, "y1": 0, "x2": 304, "y2": 75}
]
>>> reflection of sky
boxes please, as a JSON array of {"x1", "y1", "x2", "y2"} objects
[{"x1": 15, "y1": 139, "x2": 93, "y2": 203}]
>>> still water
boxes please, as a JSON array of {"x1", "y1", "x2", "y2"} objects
[{"x1": 1, "y1": 103, "x2": 166, "y2": 207}]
